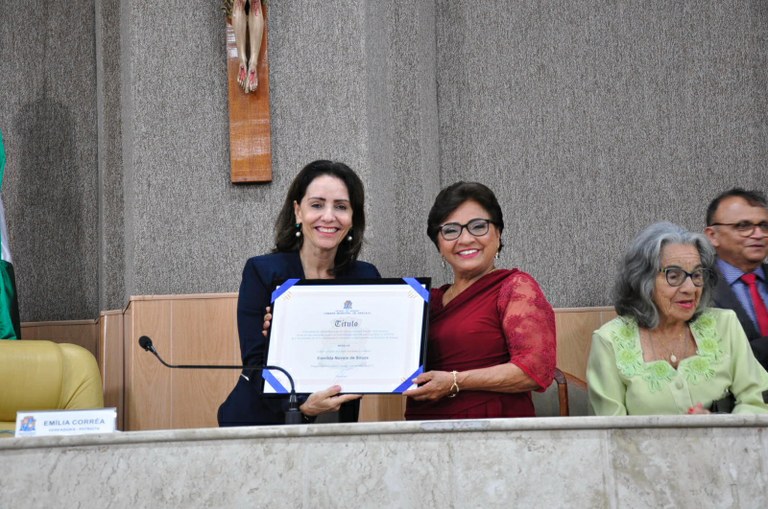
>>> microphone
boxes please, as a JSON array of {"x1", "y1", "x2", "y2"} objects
[{"x1": 138, "y1": 335, "x2": 302, "y2": 425}]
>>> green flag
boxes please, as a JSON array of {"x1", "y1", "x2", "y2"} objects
[{"x1": 0, "y1": 129, "x2": 21, "y2": 339}]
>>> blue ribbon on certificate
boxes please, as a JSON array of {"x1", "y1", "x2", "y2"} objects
[
  {"x1": 403, "y1": 277, "x2": 429, "y2": 302},
  {"x1": 392, "y1": 365, "x2": 424, "y2": 393},
  {"x1": 271, "y1": 278, "x2": 300, "y2": 303},
  {"x1": 262, "y1": 369, "x2": 289, "y2": 394}
]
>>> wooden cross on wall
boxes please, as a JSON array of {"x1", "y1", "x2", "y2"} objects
[{"x1": 225, "y1": 0, "x2": 272, "y2": 183}]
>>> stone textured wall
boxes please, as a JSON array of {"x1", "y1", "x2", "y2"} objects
[
  {"x1": 0, "y1": 1, "x2": 766, "y2": 320},
  {"x1": 0, "y1": 0, "x2": 99, "y2": 320},
  {"x1": 434, "y1": 0, "x2": 768, "y2": 306}
]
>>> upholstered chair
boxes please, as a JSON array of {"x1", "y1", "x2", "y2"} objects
[{"x1": 0, "y1": 340, "x2": 104, "y2": 434}]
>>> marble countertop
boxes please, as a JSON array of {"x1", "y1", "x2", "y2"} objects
[{"x1": 2, "y1": 413, "x2": 767, "y2": 451}]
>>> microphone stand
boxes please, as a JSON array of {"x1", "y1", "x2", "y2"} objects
[{"x1": 138, "y1": 336, "x2": 302, "y2": 425}]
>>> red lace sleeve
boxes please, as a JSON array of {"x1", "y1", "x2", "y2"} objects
[{"x1": 496, "y1": 271, "x2": 557, "y2": 391}]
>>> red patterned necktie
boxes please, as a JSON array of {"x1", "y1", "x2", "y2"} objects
[{"x1": 741, "y1": 272, "x2": 768, "y2": 336}]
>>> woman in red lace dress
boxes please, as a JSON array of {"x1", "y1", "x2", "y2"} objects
[{"x1": 404, "y1": 182, "x2": 557, "y2": 419}]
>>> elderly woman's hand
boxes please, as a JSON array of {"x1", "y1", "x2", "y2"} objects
[
  {"x1": 687, "y1": 402, "x2": 711, "y2": 415},
  {"x1": 404, "y1": 370, "x2": 457, "y2": 401},
  {"x1": 299, "y1": 385, "x2": 362, "y2": 417}
]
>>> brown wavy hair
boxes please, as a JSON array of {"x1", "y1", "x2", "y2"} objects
[{"x1": 273, "y1": 160, "x2": 366, "y2": 275}]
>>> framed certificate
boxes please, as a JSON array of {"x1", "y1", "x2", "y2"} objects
[{"x1": 262, "y1": 278, "x2": 430, "y2": 395}]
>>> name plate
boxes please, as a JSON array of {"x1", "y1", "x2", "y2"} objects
[
  {"x1": 15, "y1": 408, "x2": 117, "y2": 437},
  {"x1": 264, "y1": 278, "x2": 430, "y2": 394}
]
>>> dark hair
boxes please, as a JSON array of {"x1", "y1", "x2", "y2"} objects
[
  {"x1": 274, "y1": 160, "x2": 366, "y2": 274},
  {"x1": 613, "y1": 222, "x2": 716, "y2": 328},
  {"x1": 426, "y1": 181, "x2": 504, "y2": 250},
  {"x1": 706, "y1": 188, "x2": 768, "y2": 225}
]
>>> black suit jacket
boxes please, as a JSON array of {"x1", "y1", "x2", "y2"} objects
[
  {"x1": 218, "y1": 251, "x2": 381, "y2": 426},
  {"x1": 712, "y1": 263, "x2": 768, "y2": 370}
]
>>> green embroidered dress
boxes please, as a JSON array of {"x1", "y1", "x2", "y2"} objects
[{"x1": 588, "y1": 308, "x2": 768, "y2": 415}]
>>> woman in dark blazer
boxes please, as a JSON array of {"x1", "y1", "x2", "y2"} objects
[{"x1": 218, "y1": 160, "x2": 380, "y2": 426}]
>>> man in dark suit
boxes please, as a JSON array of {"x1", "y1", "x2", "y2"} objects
[{"x1": 705, "y1": 188, "x2": 768, "y2": 370}]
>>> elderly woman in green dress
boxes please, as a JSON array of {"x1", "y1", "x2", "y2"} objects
[{"x1": 587, "y1": 222, "x2": 768, "y2": 415}]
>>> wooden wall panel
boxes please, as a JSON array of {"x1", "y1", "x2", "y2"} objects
[
  {"x1": 359, "y1": 395, "x2": 406, "y2": 422},
  {"x1": 26, "y1": 296, "x2": 617, "y2": 430},
  {"x1": 554, "y1": 306, "x2": 616, "y2": 382},
  {"x1": 125, "y1": 299, "x2": 173, "y2": 431},
  {"x1": 168, "y1": 297, "x2": 239, "y2": 429},
  {"x1": 122, "y1": 303, "x2": 133, "y2": 428},
  {"x1": 99, "y1": 310, "x2": 124, "y2": 430},
  {"x1": 21, "y1": 319, "x2": 99, "y2": 357}
]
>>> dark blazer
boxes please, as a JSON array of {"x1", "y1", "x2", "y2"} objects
[
  {"x1": 218, "y1": 251, "x2": 381, "y2": 426},
  {"x1": 712, "y1": 263, "x2": 768, "y2": 371}
]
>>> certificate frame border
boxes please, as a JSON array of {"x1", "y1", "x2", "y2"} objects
[{"x1": 262, "y1": 277, "x2": 431, "y2": 395}]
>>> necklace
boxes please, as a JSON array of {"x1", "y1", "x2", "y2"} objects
[
  {"x1": 648, "y1": 327, "x2": 691, "y2": 367},
  {"x1": 444, "y1": 268, "x2": 498, "y2": 304},
  {"x1": 443, "y1": 285, "x2": 459, "y2": 305}
]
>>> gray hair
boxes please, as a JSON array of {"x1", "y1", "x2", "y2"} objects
[{"x1": 613, "y1": 221, "x2": 716, "y2": 328}]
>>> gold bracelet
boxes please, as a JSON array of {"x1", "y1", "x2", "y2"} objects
[{"x1": 448, "y1": 370, "x2": 460, "y2": 398}]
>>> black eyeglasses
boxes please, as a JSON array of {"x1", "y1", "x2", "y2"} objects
[
  {"x1": 438, "y1": 218, "x2": 495, "y2": 241},
  {"x1": 659, "y1": 267, "x2": 709, "y2": 287},
  {"x1": 709, "y1": 221, "x2": 768, "y2": 237}
]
